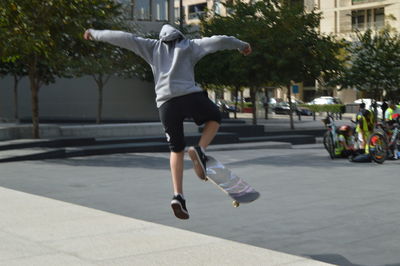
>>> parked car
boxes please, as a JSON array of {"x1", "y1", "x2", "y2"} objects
[
  {"x1": 273, "y1": 102, "x2": 293, "y2": 115},
  {"x1": 216, "y1": 99, "x2": 240, "y2": 113},
  {"x1": 297, "y1": 107, "x2": 313, "y2": 116},
  {"x1": 308, "y1": 96, "x2": 342, "y2": 105}
]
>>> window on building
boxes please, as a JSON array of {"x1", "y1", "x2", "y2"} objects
[
  {"x1": 135, "y1": 0, "x2": 151, "y2": 20},
  {"x1": 213, "y1": 0, "x2": 221, "y2": 15},
  {"x1": 174, "y1": 7, "x2": 180, "y2": 23},
  {"x1": 118, "y1": 0, "x2": 135, "y2": 20},
  {"x1": 155, "y1": 0, "x2": 169, "y2": 21},
  {"x1": 188, "y1": 3, "x2": 207, "y2": 20},
  {"x1": 351, "y1": 8, "x2": 384, "y2": 31},
  {"x1": 366, "y1": 9, "x2": 372, "y2": 28},
  {"x1": 352, "y1": 10, "x2": 365, "y2": 30},
  {"x1": 374, "y1": 7, "x2": 384, "y2": 28},
  {"x1": 352, "y1": 0, "x2": 384, "y2": 4},
  {"x1": 226, "y1": 0, "x2": 234, "y2": 15}
]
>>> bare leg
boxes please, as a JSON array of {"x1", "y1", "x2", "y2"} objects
[
  {"x1": 199, "y1": 121, "x2": 220, "y2": 149},
  {"x1": 170, "y1": 151, "x2": 185, "y2": 194}
]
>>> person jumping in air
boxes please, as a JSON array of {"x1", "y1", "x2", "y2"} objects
[{"x1": 83, "y1": 24, "x2": 252, "y2": 220}]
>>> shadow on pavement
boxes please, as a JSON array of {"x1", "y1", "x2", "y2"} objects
[
  {"x1": 44, "y1": 154, "x2": 178, "y2": 170},
  {"x1": 224, "y1": 153, "x2": 371, "y2": 169},
  {"x1": 307, "y1": 254, "x2": 400, "y2": 266}
]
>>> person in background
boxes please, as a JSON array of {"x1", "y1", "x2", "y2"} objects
[
  {"x1": 335, "y1": 125, "x2": 356, "y2": 158},
  {"x1": 355, "y1": 104, "x2": 374, "y2": 154}
]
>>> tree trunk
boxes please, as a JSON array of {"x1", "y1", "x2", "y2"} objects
[
  {"x1": 373, "y1": 89, "x2": 379, "y2": 122},
  {"x1": 31, "y1": 84, "x2": 39, "y2": 138},
  {"x1": 287, "y1": 84, "x2": 294, "y2": 130},
  {"x1": 234, "y1": 86, "x2": 239, "y2": 119},
  {"x1": 240, "y1": 90, "x2": 244, "y2": 111},
  {"x1": 264, "y1": 88, "x2": 269, "y2": 120},
  {"x1": 250, "y1": 88, "x2": 257, "y2": 125},
  {"x1": 96, "y1": 78, "x2": 103, "y2": 124},
  {"x1": 28, "y1": 59, "x2": 40, "y2": 139},
  {"x1": 13, "y1": 75, "x2": 20, "y2": 122}
]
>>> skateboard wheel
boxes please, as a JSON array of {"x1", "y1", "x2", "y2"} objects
[{"x1": 232, "y1": 201, "x2": 240, "y2": 208}]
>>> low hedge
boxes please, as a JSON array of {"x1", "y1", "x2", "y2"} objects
[{"x1": 299, "y1": 104, "x2": 345, "y2": 114}]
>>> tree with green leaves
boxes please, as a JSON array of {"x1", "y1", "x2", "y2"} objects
[
  {"x1": 0, "y1": 0, "x2": 124, "y2": 138},
  {"x1": 195, "y1": 49, "x2": 247, "y2": 119},
  {"x1": 334, "y1": 28, "x2": 400, "y2": 115},
  {"x1": 199, "y1": 0, "x2": 269, "y2": 125},
  {"x1": 199, "y1": 0, "x2": 343, "y2": 128},
  {"x1": 267, "y1": 1, "x2": 343, "y2": 129}
]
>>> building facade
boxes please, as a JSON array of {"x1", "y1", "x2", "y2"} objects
[
  {"x1": 317, "y1": 0, "x2": 400, "y2": 36},
  {"x1": 120, "y1": 0, "x2": 175, "y2": 31},
  {"x1": 316, "y1": 0, "x2": 400, "y2": 103}
]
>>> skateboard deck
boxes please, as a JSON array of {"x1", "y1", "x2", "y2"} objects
[{"x1": 205, "y1": 155, "x2": 260, "y2": 207}]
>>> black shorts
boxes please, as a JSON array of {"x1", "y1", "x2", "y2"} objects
[{"x1": 159, "y1": 91, "x2": 221, "y2": 152}]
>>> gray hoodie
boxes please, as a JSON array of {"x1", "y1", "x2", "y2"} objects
[{"x1": 88, "y1": 24, "x2": 249, "y2": 108}]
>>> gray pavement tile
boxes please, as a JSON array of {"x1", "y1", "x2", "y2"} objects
[
  {"x1": 0, "y1": 145, "x2": 399, "y2": 266},
  {"x1": 2, "y1": 253, "x2": 96, "y2": 266}
]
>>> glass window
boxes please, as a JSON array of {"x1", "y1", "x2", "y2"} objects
[
  {"x1": 352, "y1": 10, "x2": 365, "y2": 30},
  {"x1": 118, "y1": 0, "x2": 134, "y2": 19},
  {"x1": 226, "y1": 0, "x2": 234, "y2": 15},
  {"x1": 135, "y1": 0, "x2": 151, "y2": 20},
  {"x1": 188, "y1": 3, "x2": 207, "y2": 20},
  {"x1": 351, "y1": 7, "x2": 384, "y2": 31},
  {"x1": 374, "y1": 7, "x2": 384, "y2": 28},
  {"x1": 352, "y1": 0, "x2": 384, "y2": 4},
  {"x1": 213, "y1": 0, "x2": 221, "y2": 15},
  {"x1": 366, "y1": 9, "x2": 372, "y2": 28},
  {"x1": 174, "y1": 7, "x2": 180, "y2": 23},
  {"x1": 155, "y1": 0, "x2": 169, "y2": 21}
]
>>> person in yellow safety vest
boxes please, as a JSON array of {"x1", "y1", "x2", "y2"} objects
[
  {"x1": 385, "y1": 101, "x2": 400, "y2": 121},
  {"x1": 356, "y1": 108, "x2": 375, "y2": 153},
  {"x1": 335, "y1": 125, "x2": 356, "y2": 158}
]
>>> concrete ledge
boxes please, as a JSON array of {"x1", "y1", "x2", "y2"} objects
[
  {"x1": 208, "y1": 141, "x2": 292, "y2": 151},
  {"x1": 240, "y1": 135, "x2": 316, "y2": 145},
  {"x1": 0, "y1": 186, "x2": 332, "y2": 266},
  {"x1": 0, "y1": 123, "x2": 199, "y2": 141},
  {"x1": 0, "y1": 125, "x2": 61, "y2": 140},
  {"x1": 60, "y1": 122, "x2": 198, "y2": 138}
]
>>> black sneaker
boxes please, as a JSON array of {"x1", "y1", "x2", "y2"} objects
[
  {"x1": 171, "y1": 195, "x2": 189, "y2": 220},
  {"x1": 188, "y1": 146, "x2": 208, "y2": 180}
]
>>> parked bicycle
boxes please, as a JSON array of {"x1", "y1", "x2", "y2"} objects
[
  {"x1": 322, "y1": 115, "x2": 338, "y2": 159},
  {"x1": 322, "y1": 115, "x2": 358, "y2": 159},
  {"x1": 368, "y1": 115, "x2": 400, "y2": 164}
]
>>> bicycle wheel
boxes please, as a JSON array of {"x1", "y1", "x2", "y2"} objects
[
  {"x1": 368, "y1": 133, "x2": 388, "y2": 164},
  {"x1": 323, "y1": 131, "x2": 335, "y2": 159}
]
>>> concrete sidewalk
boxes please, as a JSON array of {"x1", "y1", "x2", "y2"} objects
[{"x1": 0, "y1": 186, "x2": 332, "y2": 266}]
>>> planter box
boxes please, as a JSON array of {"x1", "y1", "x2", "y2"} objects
[{"x1": 242, "y1": 107, "x2": 253, "y2": 113}]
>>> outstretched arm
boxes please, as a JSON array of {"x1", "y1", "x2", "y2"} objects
[
  {"x1": 83, "y1": 29, "x2": 157, "y2": 64},
  {"x1": 192, "y1": 35, "x2": 251, "y2": 62}
]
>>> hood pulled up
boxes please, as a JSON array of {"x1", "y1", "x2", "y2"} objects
[{"x1": 159, "y1": 24, "x2": 185, "y2": 42}]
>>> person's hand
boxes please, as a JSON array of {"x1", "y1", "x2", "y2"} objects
[
  {"x1": 240, "y1": 44, "x2": 252, "y2": 56},
  {"x1": 83, "y1": 29, "x2": 93, "y2": 40}
]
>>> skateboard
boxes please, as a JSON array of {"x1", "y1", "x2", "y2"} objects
[{"x1": 205, "y1": 155, "x2": 260, "y2": 207}]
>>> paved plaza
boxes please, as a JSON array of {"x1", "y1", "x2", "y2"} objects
[{"x1": 0, "y1": 143, "x2": 399, "y2": 265}]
